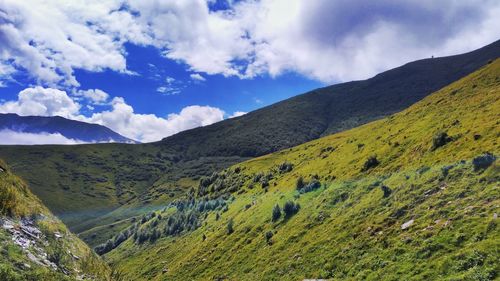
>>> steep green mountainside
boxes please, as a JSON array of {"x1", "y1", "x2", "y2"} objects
[
  {"x1": 106, "y1": 60, "x2": 499, "y2": 280},
  {"x1": 0, "y1": 160, "x2": 114, "y2": 280},
  {"x1": 158, "y1": 39, "x2": 499, "y2": 158},
  {"x1": 0, "y1": 41, "x2": 497, "y2": 247}
]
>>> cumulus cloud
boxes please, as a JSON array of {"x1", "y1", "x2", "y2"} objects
[
  {"x1": 190, "y1": 73, "x2": 206, "y2": 82},
  {"x1": 81, "y1": 98, "x2": 225, "y2": 142},
  {"x1": 0, "y1": 87, "x2": 227, "y2": 143},
  {"x1": 1, "y1": 0, "x2": 498, "y2": 85},
  {"x1": 0, "y1": 129, "x2": 83, "y2": 145},
  {"x1": 0, "y1": 86, "x2": 80, "y2": 118},
  {"x1": 73, "y1": 89, "x2": 109, "y2": 105}
]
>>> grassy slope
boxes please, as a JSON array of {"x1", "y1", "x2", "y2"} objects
[
  {"x1": 107, "y1": 60, "x2": 500, "y2": 280},
  {"x1": 0, "y1": 160, "x2": 113, "y2": 280},
  {"x1": 0, "y1": 140, "x2": 244, "y2": 246},
  {"x1": 0, "y1": 41, "x2": 496, "y2": 243}
]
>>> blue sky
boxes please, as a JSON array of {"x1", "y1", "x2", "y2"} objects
[
  {"x1": 0, "y1": 0, "x2": 498, "y2": 143},
  {"x1": 72, "y1": 44, "x2": 323, "y2": 117}
]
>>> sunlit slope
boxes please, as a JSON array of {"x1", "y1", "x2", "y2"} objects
[
  {"x1": 0, "y1": 160, "x2": 113, "y2": 280},
  {"x1": 107, "y1": 60, "x2": 499, "y2": 280},
  {"x1": 0, "y1": 40, "x2": 496, "y2": 242}
]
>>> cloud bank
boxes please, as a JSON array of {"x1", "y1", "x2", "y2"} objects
[
  {"x1": 0, "y1": 129, "x2": 83, "y2": 145},
  {"x1": 0, "y1": 0, "x2": 498, "y2": 86},
  {"x1": 0, "y1": 86, "x2": 232, "y2": 143}
]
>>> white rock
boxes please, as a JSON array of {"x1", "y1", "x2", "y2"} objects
[{"x1": 401, "y1": 219, "x2": 414, "y2": 230}]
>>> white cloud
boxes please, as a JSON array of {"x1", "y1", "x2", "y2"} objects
[
  {"x1": 0, "y1": 86, "x2": 80, "y2": 118},
  {"x1": 0, "y1": 87, "x2": 227, "y2": 143},
  {"x1": 157, "y1": 76, "x2": 182, "y2": 95},
  {"x1": 73, "y1": 89, "x2": 109, "y2": 105},
  {"x1": 81, "y1": 98, "x2": 225, "y2": 142},
  {"x1": 229, "y1": 111, "x2": 246, "y2": 118},
  {"x1": 0, "y1": 129, "x2": 83, "y2": 145},
  {"x1": 2, "y1": 0, "x2": 498, "y2": 85},
  {"x1": 190, "y1": 73, "x2": 206, "y2": 82}
]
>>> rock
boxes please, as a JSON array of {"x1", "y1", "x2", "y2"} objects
[
  {"x1": 401, "y1": 219, "x2": 414, "y2": 230},
  {"x1": 494, "y1": 213, "x2": 498, "y2": 220}
]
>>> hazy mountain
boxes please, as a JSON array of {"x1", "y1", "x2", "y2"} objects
[{"x1": 0, "y1": 113, "x2": 137, "y2": 144}]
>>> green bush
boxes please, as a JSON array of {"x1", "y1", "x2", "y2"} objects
[
  {"x1": 271, "y1": 204, "x2": 281, "y2": 222},
  {"x1": 361, "y1": 156, "x2": 380, "y2": 172},
  {"x1": 432, "y1": 132, "x2": 453, "y2": 150},
  {"x1": 283, "y1": 201, "x2": 300, "y2": 218},
  {"x1": 227, "y1": 219, "x2": 234, "y2": 235},
  {"x1": 472, "y1": 152, "x2": 496, "y2": 171}
]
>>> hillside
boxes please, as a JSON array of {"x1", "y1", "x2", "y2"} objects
[
  {"x1": 0, "y1": 160, "x2": 115, "y2": 280},
  {"x1": 158, "y1": 39, "x2": 500, "y2": 158},
  {"x1": 0, "y1": 40, "x2": 497, "y2": 247},
  {"x1": 0, "y1": 113, "x2": 136, "y2": 144},
  {"x1": 105, "y1": 60, "x2": 499, "y2": 280}
]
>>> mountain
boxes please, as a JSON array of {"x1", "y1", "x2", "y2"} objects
[
  {"x1": 0, "y1": 113, "x2": 136, "y2": 144},
  {"x1": 105, "y1": 59, "x2": 500, "y2": 280},
  {"x1": 0, "y1": 40, "x2": 497, "y2": 247},
  {"x1": 158, "y1": 39, "x2": 500, "y2": 158},
  {"x1": 0, "y1": 160, "x2": 115, "y2": 280}
]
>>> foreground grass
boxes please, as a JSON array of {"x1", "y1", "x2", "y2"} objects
[
  {"x1": 0, "y1": 160, "x2": 114, "y2": 280},
  {"x1": 106, "y1": 60, "x2": 500, "y2": 280}
]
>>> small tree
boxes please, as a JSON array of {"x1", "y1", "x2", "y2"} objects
[
  {"x1": 227, "y1": 218, "x2": 234, "y2": 235},
  {"x1": 283, "y1": 201, "x2": 300, "y2": 218},
  {"x1": 271, "y1": 204, "x2": 282, "y2": 222},
  {"x1": 296, "y1": 176, "x2": 305, "y2": 190}
]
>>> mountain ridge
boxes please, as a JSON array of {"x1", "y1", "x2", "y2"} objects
[
  {"x1": 0, "y1": 113, "x2": 137, "y2": 144},
  {"x1": 157, "y1": 39, "x2": 500, "y2": 158}
]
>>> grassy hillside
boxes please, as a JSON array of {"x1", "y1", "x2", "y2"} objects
[
  {"x1": 0, "y1": 160, "x2": 115, "y2": 280},
  {"x1": 106, "y1": 60, "x2": 499, "y2": 280},
  {"x1": 0, "y1": 40, "x2": 497, "y2": 248}
]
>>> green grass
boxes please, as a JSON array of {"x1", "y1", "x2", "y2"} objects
[
  {"x1": 0, "y1": 141, "x2": 245, "y2": 244},
  {"x1": 0, "y1": 161, "x2": 115, "y2": 280},
  {"x1": 0, "y1": 40, "x2": 496, "y2": 243},
  {"x1": 105, "y1": 60, "x2": 500, "y2": 280}
]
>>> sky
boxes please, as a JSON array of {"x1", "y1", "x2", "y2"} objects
[{"x1": 0, "y1": 0, "x2": 499, "y2": 143}]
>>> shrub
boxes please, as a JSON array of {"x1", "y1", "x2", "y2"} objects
[
  {"x1": 380, "y1": 185, "x2": 392, "y2": 198},
  {"x1": 361, "y1": 156, "x2": 380, "y2": 172},
  {"x1": 296, "y1": 176, "x2": 305, "y2": 190},
  {"x1": 227, "y1": 219, "x2": 234, "y2": 235},
  {"x1": 271, "y1": 204, "x2": 282, "y2": 222},
  {"x1": 432, "y1": 132, "x2": 453, "y2": 150},
  {"x1": 261, "y1": 179, "x2": 269, "y2": 189},
  {"x1": 283, "y1": 201, "x2": 300, "y2": 218},
  {"x1": 265, "y1": 231, "x2": 273, "y2": 244},
  {"x1": 253, "y1": 173, "x2": 263, "y2": 183},
  {"x1": 278, "y1": 162, "x2": 293, "y2": 173},
  {"x1": 299, "y1": 180, "x2": 321, "y2": 194},
  {"x1": 472, "y1": 153, "x2": 496, "y2": 171}
]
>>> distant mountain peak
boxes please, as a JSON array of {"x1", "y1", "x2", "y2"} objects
[{"x1": 0, "y1": 113, "x2": 138, "y2": 144}]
